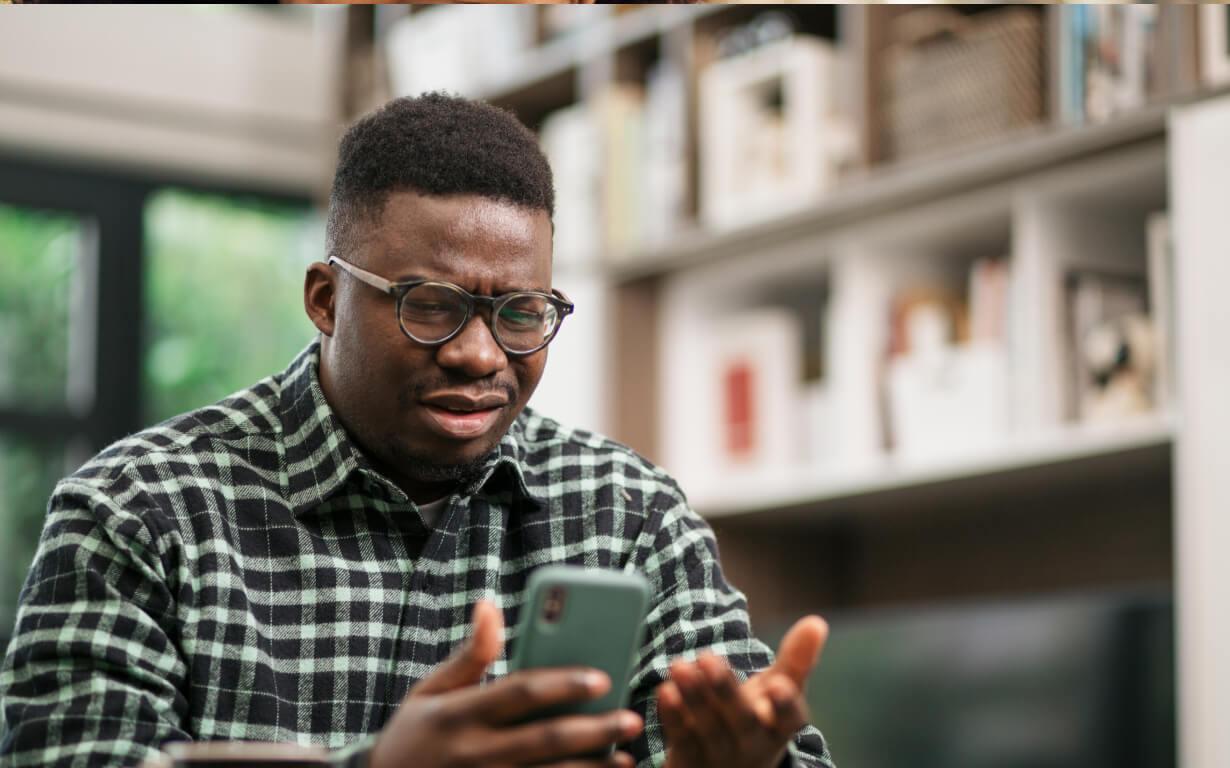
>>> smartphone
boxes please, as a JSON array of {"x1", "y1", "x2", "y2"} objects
[{"x1": 509, "y1": 565, "x2": 652, "y2": 718}]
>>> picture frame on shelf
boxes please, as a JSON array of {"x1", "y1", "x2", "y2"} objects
[
  {"x1": 699, "y1": 35, "x2": 851, "y2": 231},
  {"x1": 1201, "y1": 3, "x2": 1230, "y2": 88}
]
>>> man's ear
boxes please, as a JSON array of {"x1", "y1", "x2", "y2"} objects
[{"x1": 304, "y1": 262, "x2": 337, "y2": 337}]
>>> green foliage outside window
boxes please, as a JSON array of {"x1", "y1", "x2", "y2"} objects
[
  {"x1": 0, "y1": 203, "x2": 79, "y2": 408},
  {"x1": 0, "y1": 204, "x2": 83, "y2": 642},
  {"x1": 143, "y1": 189, "x2": 321, "y2": 424},
  {"x1": 0, "y1": 438, "x2": 68, "y2": 644}
]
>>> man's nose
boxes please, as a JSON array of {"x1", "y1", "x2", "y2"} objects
[{"x1": 434, "y1": 312, "x2": 508, "y2": 378}]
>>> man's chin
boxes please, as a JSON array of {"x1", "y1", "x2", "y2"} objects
[{"x1": 385, "y1": 437, "x2": 495, "y2": 486}]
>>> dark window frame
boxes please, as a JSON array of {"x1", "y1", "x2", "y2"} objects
[{"x1": 0, "y1": 152, "x2": 313, "y2": 451}]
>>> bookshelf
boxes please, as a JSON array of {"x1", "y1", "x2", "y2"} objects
[{"x1": 378, "y1": 5, "x2": 1230, "y2": 766}]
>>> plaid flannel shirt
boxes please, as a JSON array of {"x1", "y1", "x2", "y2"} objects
[{"x1": 1, "y1": 341, "x2": 833, "y2": 768}]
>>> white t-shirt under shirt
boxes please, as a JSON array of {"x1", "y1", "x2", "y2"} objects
[{"x1": 416, "y1": 496, "x2": 449, "y2": 528}]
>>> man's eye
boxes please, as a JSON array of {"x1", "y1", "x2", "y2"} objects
[
  {"x1": 499, "y1": 308, "x2": 542, "y2": 327},
  {"x1": 406, "y1": 302, "x2": 452, "y2": 314}
]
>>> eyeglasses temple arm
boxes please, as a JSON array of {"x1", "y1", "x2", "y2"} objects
[
  {"x1": 552, "y1": 288, "x2": 575, "y2": 314},
  {"x1": 328, "y1": 257, "x2": 396, "y2": 295}
]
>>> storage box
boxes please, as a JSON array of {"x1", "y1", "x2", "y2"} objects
[{"x1": 882, "y1": 8, "x2": 1045, "y2": 162}]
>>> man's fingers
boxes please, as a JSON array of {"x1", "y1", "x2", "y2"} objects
[
  {"x1": 771, "y1": 615, "x2": 828, "y2": 688},
  {"x1": 669, "y1": 658, "x2": 734, "y2": 756},
  {"x1": 765, "y1": 675, "x2": 810, "y2": 739},
  {"x1": 413, "y1": 600, "x2": 505, "y2": 697},
  {"x1": 469, "y1": 599, "x2": 505, "y2": 664},
  {"x1": 475, "y1": 710, "x2": 642, "y2": 765},
  {"x1": 695, "y1": 654, "x2": 761, "y2": 737},
  {"x1": 657, "y1": 681, "x2": 686, "y2": 720},
  {"x1": 656, "y1": 681, "x2": 706, "y2": 766},
  {"x1": 444, "y1": 666, "x2": 610, "y2": 725}
]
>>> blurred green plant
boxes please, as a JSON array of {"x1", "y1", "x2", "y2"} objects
[
  {"x1": 0, "y1": 203, "x2": 79, "y2": 408},
  {"x1": 0, "y1": 204, "x2": 81, "y2": 641},
  {"x1": 143, "y1": 189, "x2": 319, "y2": 423},
  {"x1": 0, "y1": 437, "x2": 67, "y2": 643}
]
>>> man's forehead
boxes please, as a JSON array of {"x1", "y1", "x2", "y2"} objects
[
  {"x1": 378, "y1": 191, "x2": 548, "y2": 243},
  {"x1": 370, "y1": 191, "x2": 552, "y2": 285}
]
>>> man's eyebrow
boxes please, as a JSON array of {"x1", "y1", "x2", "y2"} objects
[
  {"x1": 391, "y1": 273, "x2": 549, "y2": 295},
  {"x1": 391, "y1": 272, "x2": 428, "y2": 283}
]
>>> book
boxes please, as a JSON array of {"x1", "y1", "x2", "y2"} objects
[
  {"x1": 1146, "y1": 212, "x2": 1174, "y2": 410},
  {"x1": 710, "y1": 309, "x2": 803, "y2": 475},
  {"x1": 1059, "y1": 4, "x2": 1162, "y2": 125},
  {"x1": 1201, "y1": 4, "x2": 1230, "y2": 88},
  {"x1": 641, "y1": 59, "x2": 688, "y2": 250},
  {"x1": 968, "y1": 257, "x2": 1010, "y2": 345},
  {"x1": 1090, "y1": 5, "x2": 1158, "y2": 122},
  {"x1": 594, "y1": 84, "x2": 646, "y2": 258},
  {"x1": 539, "y1": 103, "x2": 600, "y2": 267}
]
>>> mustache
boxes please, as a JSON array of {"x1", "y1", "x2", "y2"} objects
[{"x1": 397, "y1": 376, "x2": 518, "y2": 408}]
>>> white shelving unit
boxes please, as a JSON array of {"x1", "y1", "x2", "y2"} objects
[
  {"x1": 1170, "y1": 95, "x2": 1230, "y2": 768},
  {"x1": 379, "y1": 24, "x2": 1230, "y2": 752}
]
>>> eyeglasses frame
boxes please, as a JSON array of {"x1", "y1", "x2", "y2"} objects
[{"x1": 328, "y1": 256, "x2": 574, "y2": 356}]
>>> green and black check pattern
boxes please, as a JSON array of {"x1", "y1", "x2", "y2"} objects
[{"x1": 1, "y1": 341, "x2": 833, "y2": 768}]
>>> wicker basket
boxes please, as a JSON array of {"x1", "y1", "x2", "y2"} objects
[{"x1": 882, "y1": 8, "x2": 1045, "y2": 162}]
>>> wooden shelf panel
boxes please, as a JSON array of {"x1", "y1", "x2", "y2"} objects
[{"x1": 692, "y1": 414, "x2": 1175, "y2": 522}]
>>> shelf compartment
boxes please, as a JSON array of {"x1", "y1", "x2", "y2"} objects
[{"x1": 691, "y1": 414, "x2": 1174, "y2": 522}]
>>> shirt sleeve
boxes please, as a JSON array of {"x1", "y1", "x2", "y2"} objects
[
  {"x1": 0, "y1": 478, "x2": 385, "y2": 768},
  {"x1": 623, "y1": 487, "x2": 835, "y2": 768},
  {"x1": 0, "y1": 477, "x2": 190, "y2": 767}
]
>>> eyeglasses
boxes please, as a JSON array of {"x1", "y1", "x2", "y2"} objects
[{"x1": 328, "y1": 256, "x2": 574, "y2": 356}]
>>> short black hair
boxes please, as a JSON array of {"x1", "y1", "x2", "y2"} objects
[{"x1": 326, "y1": 92, "x2": 554, "y2": 261}]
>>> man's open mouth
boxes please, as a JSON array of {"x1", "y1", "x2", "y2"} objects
[{"x1": 420, "y1": 393, "x2": 509, "y2": 439}]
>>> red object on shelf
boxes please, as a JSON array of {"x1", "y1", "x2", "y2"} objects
[{"x1": 723, "y1": 360, "x2": 756, "y2": 459}]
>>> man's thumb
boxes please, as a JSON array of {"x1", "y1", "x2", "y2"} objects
[
  {"x1": 772, "y1": 615, "x2": 828, "y2": 688},
  {"x1": 412, "y1": 599, "x2": 504, "y2": 697}
]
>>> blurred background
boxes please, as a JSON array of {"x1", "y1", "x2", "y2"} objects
[{"x1": 4, "y1": 3, "x2": 1230, "y2": 767}]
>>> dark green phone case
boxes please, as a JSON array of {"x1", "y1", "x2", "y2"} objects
[{"x1": 509, "y1": 565, "x2": 652, "y2": 717}]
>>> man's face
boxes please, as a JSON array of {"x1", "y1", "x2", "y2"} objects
[{"x1": 311, "y1": 190, "x2": 553, "y2": 499}]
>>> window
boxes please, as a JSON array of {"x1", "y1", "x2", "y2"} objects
[
  {"x1": 143, "y1": 188, "x2": 319, "y2": 423},
  {"x1": 0, "y1": 202, "x2": 96, "y2": 639},
  {"x1": 0, "y1": 156, "x2": 315, "y2": 642},
  {"x1": 0, "y1": 203, "x2": 93, "y2": 411}
]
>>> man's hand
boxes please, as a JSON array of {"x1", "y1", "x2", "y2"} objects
[
  {"x1": 656, "y1": 615, "x2": 829, "y2": 768},
  {"x1": 370, "y1": 600, "x2": 644, "y2": 768}
]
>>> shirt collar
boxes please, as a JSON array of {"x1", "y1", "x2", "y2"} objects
[{"x1": 278, "y1": 339, "x2": 541, "y2": 517}]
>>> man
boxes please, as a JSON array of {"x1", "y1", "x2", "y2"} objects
[{"x1": 1, "y1": 93, "x2": 834, "y2": 768}]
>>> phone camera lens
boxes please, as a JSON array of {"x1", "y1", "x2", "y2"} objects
[{"x1": 542, "y1": 586, "x2": 566, "y2": 623}]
